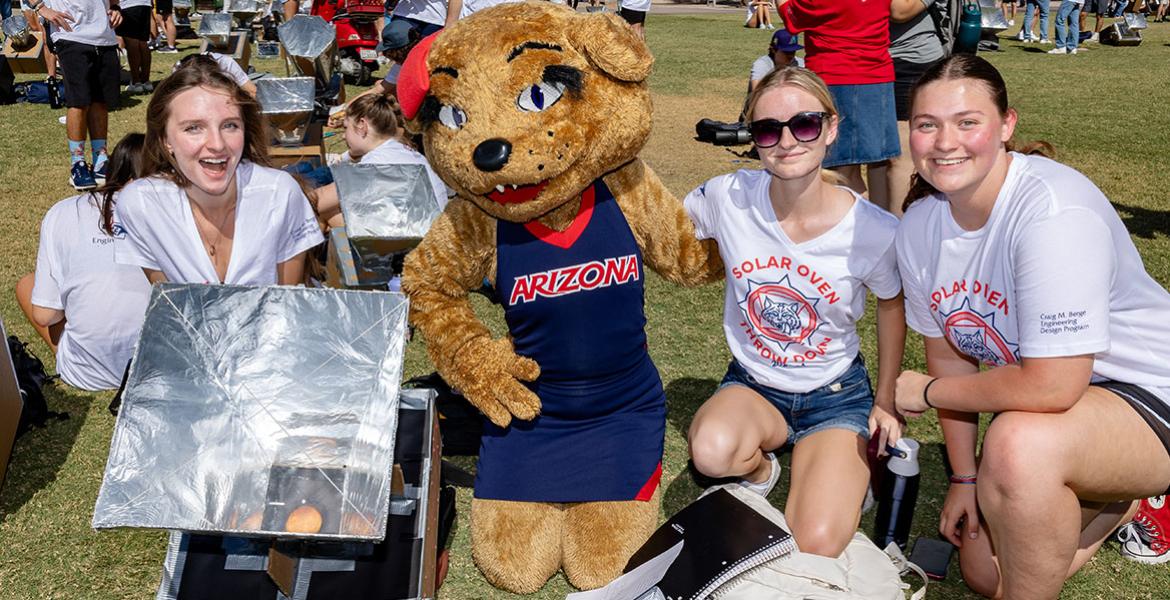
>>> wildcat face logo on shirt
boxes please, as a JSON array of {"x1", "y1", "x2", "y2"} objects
[
  {"x1": 941, "y1": 298, "x2": 1020, "y2": 366},
  {"x1": 738, "y1": 276, "x2": 829, "y2": 366}
]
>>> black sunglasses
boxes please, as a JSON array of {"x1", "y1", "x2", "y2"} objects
[{"x1": 749, "y1": 111, "x2": 830, "y2": 147}]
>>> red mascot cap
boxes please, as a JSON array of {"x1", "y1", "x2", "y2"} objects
[{"x1": 397, "y1": 31, "x2": 442, "y2": 121}]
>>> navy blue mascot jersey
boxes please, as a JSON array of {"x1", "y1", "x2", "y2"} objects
[{"x1": 475, "y1": 179, "x2": 665, "y2": 503}]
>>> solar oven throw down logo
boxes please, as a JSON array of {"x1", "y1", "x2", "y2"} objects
[
  {"x1": 739, "y1": 275, "x2": 824, "y2": 353},
  {"x1": 508, "y1": 254, "x2": 640, "y2": 305}
]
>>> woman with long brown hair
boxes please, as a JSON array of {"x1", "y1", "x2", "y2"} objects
[
  {"x1": 894, "y1": 54, "x2": 1170, "y2": 597},
  {"x1": 113, "y1": 56, "x2": 323, "y2": 286}
]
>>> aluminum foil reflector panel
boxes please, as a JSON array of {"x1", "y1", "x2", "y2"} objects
[
  {"x1": 198, "y1": 12, "x2": 233, "y2": 46},
  {"x1": 278, "y1": 14, "x2": 337, "y2": 85},
  {"x1": 980, "y1": 8, "x2": 1010, "y2": 32},
  {"x1": 1125, "y1": 13, "x2": 1149, "y2": 30},
  {"x1": 334, "y1": 162, "x2": 441, "y2": 280},
  {"x1": 93, "y1": 284, "x2": 410, "y2": 541},
  {"x1": 256, "y1": 77, "x2": 315, "y2": 145},
  {"x1": 226, "y1": 0, "x2": 262, "y2": 27},
  {"x1": 2, "y1": 15, "x2": 34, "y2": 51}
]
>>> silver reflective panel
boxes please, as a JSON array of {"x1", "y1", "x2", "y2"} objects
[
  {"x1": 225, "y1": 0, "x2": 262, "y2": 27},
  {"x1": 2, "y1": 15, "x2": 34, "y2": 50},
  {"x1": 256, "y1": 77, "x2": 316, "y2": 145},
  {"x1": 981, "y1": 8, "x2": 1010, "y2": 33},
  {"x1": 334, "y1": 163, "x2": 441, "y2": 280},
  {"x1": 1124, "y1": 13, "x2": 1148, "y2": 30},
  {"x1": 278, "y1": 14, "x2": 337, "y2": 85},
  {"x1": 93, "y1": 284, "x2": 409, "y2": 541},
  {"x1": 198, "y1": 13, "x2": 233, "y2": 46}
]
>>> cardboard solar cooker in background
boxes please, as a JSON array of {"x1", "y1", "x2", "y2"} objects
[
  {"x1": 257, "y1": 77, "x2": 318, "y2": 146},
  {"x1": 333, "y1": 162, "x2": 441, "y2": 284},
  {"x1": 92, "y1": 284, "x2": 410, "y2": 542},
  {"x1": 277, "y1": 14, "x2": 337, "y2": 88}
]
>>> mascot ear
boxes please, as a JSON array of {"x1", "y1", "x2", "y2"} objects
[
  {"x1": 398, "y1": 31, "x2": 443, "y2": 124},
  {"x1": 568, "y1": 12, "x2": 653, "y2": 83}
]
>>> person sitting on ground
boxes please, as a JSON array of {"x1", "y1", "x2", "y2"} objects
[
  {"x1": 15, "y1": 133, "x2": 152, "y2": 391},
  {"x1": 174, "y1": 52, "x2": 257, "y2": 97},
  {"x1": 740, "y1": 30, "x2": 804, "y2": 122},
  {"x1": 745, "y1": 0, "x2": 775, "y2": 29},
  {"x1": 892, "y1": 54, "x2": 1170, "y2": 597},
  {"x1": 315, "y1": 92, "x2": 449, "y2": 229},
  {"x1": 686, "y1": 66, "x2": 906, "y2": 558},
  {"x1": 113, "y1": 57, "x2": 324, "y2": 286}
]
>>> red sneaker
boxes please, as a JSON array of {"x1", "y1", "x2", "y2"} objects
[{"x1": 1118, "y1": 496, "x2": 1170, "y2": 564}]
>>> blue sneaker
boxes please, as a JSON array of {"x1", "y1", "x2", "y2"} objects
[
  {"x1": 70, "y1": 161, "x2": 97, "y2": 191},
  {"x1": 93, "y1": 159, "x2": 108, "y2": 186}
]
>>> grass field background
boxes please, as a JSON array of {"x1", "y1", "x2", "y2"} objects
[{"x1": 2, "y1": 13, "x2": 1169, "y2": 599}]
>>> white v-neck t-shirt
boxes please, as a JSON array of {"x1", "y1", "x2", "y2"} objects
[
  {"x1": 897, "y1": 153, "x2": 1170, "y2": 404},
  {"x1": 31, "y1": 194, "x2": 152, "y2": 391},
  {"x1": 113, "y1": 161, "x2": 325, "y2": 285},
  {"x1": 685, "y1": 169, "x2": 902, "y2": 392}
]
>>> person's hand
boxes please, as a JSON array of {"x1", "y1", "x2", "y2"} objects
[
  {"x1": 939, "y1": 482, "x2": 980, "y2": 548},
  {"x1": 108, "y1": 7, "x2": 123, "y2": 28},
  {"x1": 37, "y1": 6, "x2": 75, "y2": 31},
  {"x1": 895, "y1": 369, "x2": 934, "y2": 418},
  {"x1": 868, "y1": 396, "x2": 904, "y2": 457}
]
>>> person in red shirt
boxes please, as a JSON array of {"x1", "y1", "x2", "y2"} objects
[{"x1": 778, "y1": 0, "x2": 900, "y2": 206}]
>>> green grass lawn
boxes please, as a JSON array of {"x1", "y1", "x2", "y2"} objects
[{"x1": 2, "y1": 13, "x2": 1170, "y2": 599}]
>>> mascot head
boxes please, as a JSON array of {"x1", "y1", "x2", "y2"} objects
[{"x1": 398, "y1": 1, "x2": 653, "y2": 223}]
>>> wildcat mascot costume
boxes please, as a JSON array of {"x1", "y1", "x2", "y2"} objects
[{"x1": 399, "y1": 2, "x2": 721, "y2": 592}]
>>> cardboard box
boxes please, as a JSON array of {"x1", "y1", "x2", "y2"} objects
[
  {"x1": 324, "y1": 226, "x2": 392, "y2": 290},
  {"x1": 0, "y1": 317, "x2": 25, "y2": 491},
  {"x1": 199, "y1": 32, "x2": 251, "y2": 72},
  {"x1": 2, "y1": 30, "x2": 47, "y2": 74},
  {"x1": 267, "y1": 121, "x2": 325, "y2": 167}
]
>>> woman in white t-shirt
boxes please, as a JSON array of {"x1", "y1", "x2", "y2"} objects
[
  {"x1": 315, "y1": 91, "x2": 449, "y2": 228},
  {"x1": 684, "y1": 67, "x2": 906, "y2": 557},
  {"x1": 15, "y1": 133, "x2": 152, "y2": 391},
  {"x1": 114, "y1": 57, "x2": 323, "y2": 286},
  {"x1": 892, "y1": 55, "x2": 1170, "y2": 597}
]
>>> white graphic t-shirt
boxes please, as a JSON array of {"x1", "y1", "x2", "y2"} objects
[
  {"x1": 31, "y1": 194, "x2": 152, "y2": 391},
  {"x1": 685, "y1": 169, "x2": 901, "y2": 392},
  {"x1": 44, "y1": 0, "x2": 118, "y2": 46},
  {"x1": 897, "y1": 153, "x2": 1170, "y2": 404},
  {"x1": 114, "y1": 161, "x2": 324, "y2": 285}
]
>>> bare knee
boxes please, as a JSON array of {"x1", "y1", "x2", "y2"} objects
[
  {"x1": 688, "y1": 420, "x2": 745, "y2": 478},
  {"x1": 791, "y1": 518, "x2": 853, "y2": 558},
  {"x1": 958, "y1": 547, "x2": 1000, "y2": 598},
  {"x1": 979, "y1": 412, "x2": 1064, "y2": 504}
]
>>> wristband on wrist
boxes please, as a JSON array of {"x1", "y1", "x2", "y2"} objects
[
  {"x1": 949, "y1": 474, "x2": 977, "y2": 485},
  {"x1": 923, "y1": 377, "x2": 939, "y2": 409},
  {"x1": 30, "y1": 0, "x2": 44, "y2": 11}
]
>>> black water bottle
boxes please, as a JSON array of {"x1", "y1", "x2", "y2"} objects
[
  {"x1": 46, "y1": 76, "x2": 62, "y2": 109},
  {"x1": 872, "y1": 437, "x2": 920, "y2": 550}
]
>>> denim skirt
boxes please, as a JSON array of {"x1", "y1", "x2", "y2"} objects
[{"x1": 824, "y1": 81, "x2": 900, "y2": 168}]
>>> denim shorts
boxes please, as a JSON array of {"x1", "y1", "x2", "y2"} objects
[
  {"x1": 824, "y1": 82, "x2": 900, "y2": 168},
  {"x1": 719, "y1": 356, "x2": 874, "y2": 446}
]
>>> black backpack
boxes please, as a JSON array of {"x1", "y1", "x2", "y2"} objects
[{"x1": 7, "y1": 336, "x2": 67, "y2": 437}]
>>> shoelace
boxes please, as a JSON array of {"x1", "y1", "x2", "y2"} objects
[{"x1": 1128, "y1": 511, "x2": 1167, "y2": 550}]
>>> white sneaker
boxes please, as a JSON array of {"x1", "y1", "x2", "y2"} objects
[
  {"x1": 1039, "y1": 38, "x2": 1052, "y2": 44},
  {"x1": 739, "y1": 452, "x2": 781, "y2": 497},
  {"x1": 1047, "y1": 47, "x2": 1068, "y2": 54},
  {"x1": 1015, "y1": 29, "x2": 1025, "y2": 40},
  {"x1": 1069, "y1": 47, "x2": 1078, "y2": 54},
  {"x1": 1089, "y1": 32, "x2": 1100, "y2": 42}
]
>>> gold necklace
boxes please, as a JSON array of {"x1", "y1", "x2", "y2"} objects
[{"x1": 191, "y1": 199, "x2": 237, "y2": 258}]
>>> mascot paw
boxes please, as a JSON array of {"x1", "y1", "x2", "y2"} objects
[
  {"x1": 562, "y1": 488, "x2": 661, "y2": 590},
  {"x1": 471, "y1": 498, "x2": 564, "y2": 594},
  {"x1": 457, "y1": 337, "x2": 542, "y2": 427}
]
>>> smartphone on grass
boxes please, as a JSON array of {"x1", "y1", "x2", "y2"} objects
[{"x1": 909, "y1": 537, "x2": 955, "y2": 581}]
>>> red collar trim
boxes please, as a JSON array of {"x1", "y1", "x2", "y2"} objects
[{"x1": 522, "y1": 185, "x2": 595, "y2": 249}]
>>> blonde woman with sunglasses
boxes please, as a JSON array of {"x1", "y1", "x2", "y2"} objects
[{"x1": 684, "y1": 66, "x2": 906, "y2": 557}]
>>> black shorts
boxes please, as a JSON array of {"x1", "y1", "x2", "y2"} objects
[
  {"x1": 156, "y1": 0, "x2": 174, "y2": 16},
  {"x1": 55, "y1": 40, "x2": 121, "y2": 109},
  {"x1": 115, "y1": 6, "x2": 152, "y2": 41},
  {"x1": 892, "y1": 58, "x2": 941, "y2": 121},
  {"x1": 619, "y1": 7, "x2": 646, "y2": 25},
  {"x1": 1094, "y1": 381, "x2": 1170, "y2": 494},
  {"x1": 1083, "y1": 0, "x2": 1109, "y2": 14}
]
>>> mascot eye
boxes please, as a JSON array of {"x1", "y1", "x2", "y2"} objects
[
  {"x1": 516, "y1": 81, "x2": 566, "y2": 112},
  {"x1": 438, "y1": 105, "x2": 467, "y2": 130}
]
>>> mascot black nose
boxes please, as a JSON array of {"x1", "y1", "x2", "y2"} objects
[{"x1": 473, "y1": 138, "x2": 512, "y2": 172}]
